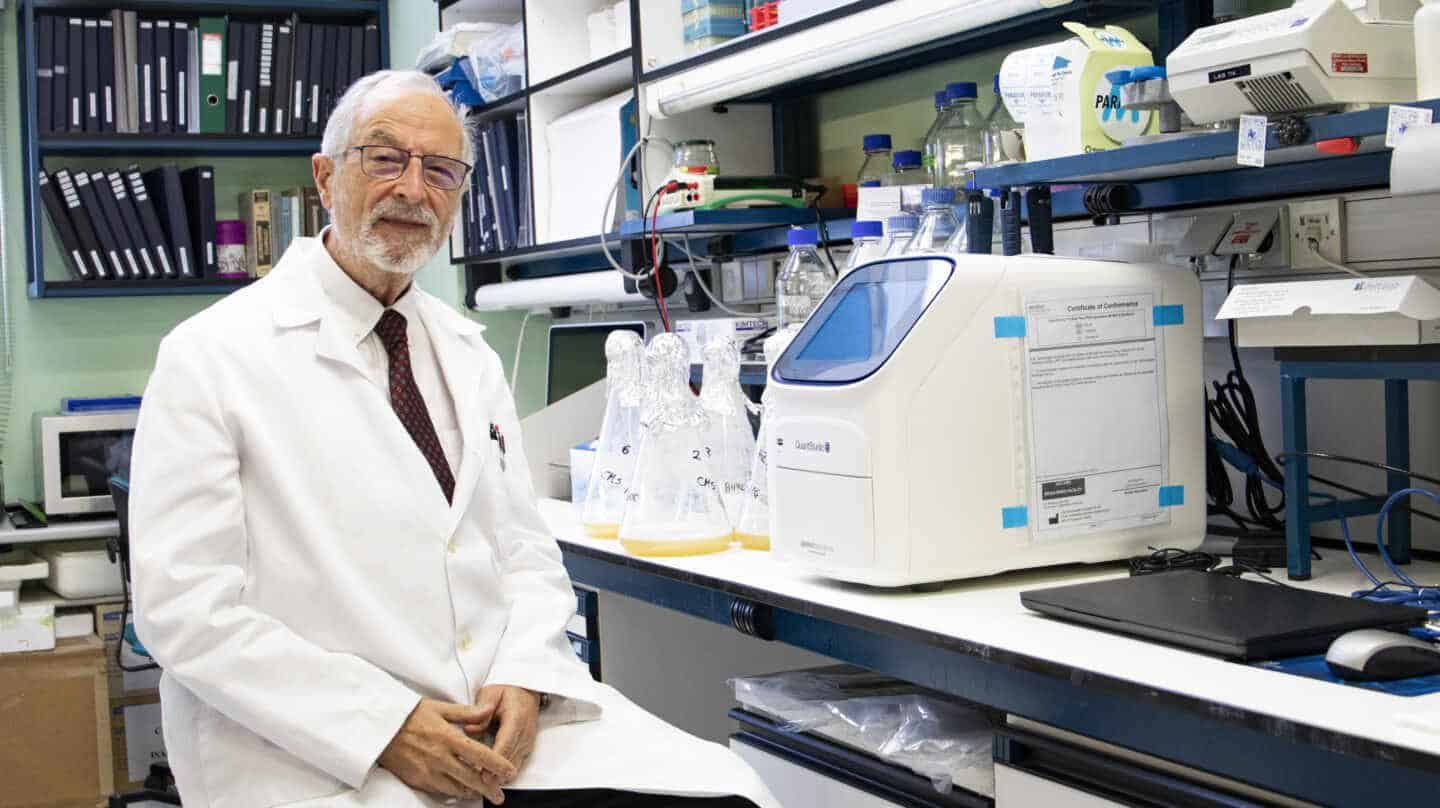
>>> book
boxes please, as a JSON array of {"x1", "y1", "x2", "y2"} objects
[
  {"x1": 70, "y1": 169, "x2": 128, "y2": 279},
  {"x1": 52, "y1": 169, "x2": 110, "y2": 279},
  {"x1": 179, "y1": 167, "x2": 218, "y2": 277},
  {"x1": 155, "y1": 19, "x2": 172, "y2": 133},
  {"x1": 175, "y1": 20, "x2": 191, "y2": 132},
  {"x1": 240, "y1": 189, "x2": 274, "y2": 277},
  {"x1": 272, "y1": 22, "x2": 294, "y2": 136},
  {"x1": 142, "y1": 165, "x2": 197, "y2": 279},
  {"x1": 256, "y1": 22, "x2": 274, "y2": 134},
  {"x1": 37, "y1": 170, "x2": 92, "y2": 280},
  {"x1": 99, "y1": 17, "x2": 117, "y2": 132},
  {"x1": 36, "y1": 16, "x2": 54, "y2": 134},
  {"x1": 82, "y1": 19, "x2": 99, "y2": 132},
  {"x1": 105, "y1": 170, "x2": 160, "y2": 278},
  {"x1": 125, "y1": 167, "x2": 177, "y2": 279}
]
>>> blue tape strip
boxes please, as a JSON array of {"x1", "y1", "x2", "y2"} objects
[
  {"x1": 1159, "y1": 485, "x2": 1185, "y2": 507},
  {"x1": 1153, "y1": 305, "x2": 1184, "y2": 327},
  {"x1": 1002, "y1": 506, "x2": 1028, "y2": 529},
  {"x1": 994, "y1": 316, "x2": 1026, "y2": 339}
]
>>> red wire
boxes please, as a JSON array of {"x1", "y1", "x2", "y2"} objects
[{"x1": 649, "y1": 186, "x2": 673, "y2": 333}]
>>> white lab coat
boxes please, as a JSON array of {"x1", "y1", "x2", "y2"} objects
[{"x1": 129, "y1": 237, "x2": 779, "y2": 808}]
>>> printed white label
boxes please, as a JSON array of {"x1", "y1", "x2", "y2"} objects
[
  {"x1": 1386, "y1": 104, "x2": 1434, "y2": 149},
  {"x1": 105, "y1": 88, "x2": 113, "y2": 123},
  {"x1": 71, "y1": 97, "x2": 79, "y2": 127},
  {"x1": 179, "y1": 246, "x2": 192, "y2": 277},
  {"x1": 108, "y1": 251, "x2": 123, "y2": 276},
  {"x1": 1025, "y1": 288, "x2": 1171, "y2": 539},
  {"x1": 89, "y1": 250, "x2": 104, "y2": 276},
  {"x1": 259, "y1": 108, "x2": 268, "y2": 134},
  {"x1": 158, "y1": 249, "x2": 173, "y2": 277},
  {"x1": 139, "y1": 249, "x2": 156, "y2": 278},
  {"x1": 227, "y1": 61, "x2": 239, "y2": 99},
  {"x1": 179, "y1": 73, "x2": 187, "y2": 126},
  {"x1": 294, "y1": 80, "x2": 303, "y2": 116},
  {"x1": 276, "y1": 110, "x2": 286, "y2": 133},
  {"x1": 160, "y1": 57, "x2": 168, "y2": 90},
  {"x1": 203, "y1": 34, "x2": 223, "y2": 74},
  {"x1": 144, "y1": 66, "x2": 153, "y2": 122},
  {"x1": 88, "y1": 92, "x2": 96, "y2": 118},
  {"x1": 242, "y1": 91, "x2": 251, "y2": 133},
  {"x1": 1237, "y1": 114, "x2": 1267, "y2": 167},
  {"x1": 206, "y1": 242, "x2": 214, "y2": 266},
  {"x1": 71, "y1": 250, "x2": 86, "y2": 275},
  {"x1": 123, "y1": 250, "x2": 140, "y2": 278},
  {"x1": 311, "y1": 86, "x2": 320, "y2": 122}
]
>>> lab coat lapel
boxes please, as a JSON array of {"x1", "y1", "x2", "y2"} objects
[{"x1": 415, "y1": 294, "x2": 489, "y2": 531}]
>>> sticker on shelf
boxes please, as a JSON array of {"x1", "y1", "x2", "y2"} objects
[
  {"x1": 1237, "y1": 115, "x2": 1268, "y2": 168},
  {"x1": 1385, "y1": 104, "x2": 1434, "y2": 149}
]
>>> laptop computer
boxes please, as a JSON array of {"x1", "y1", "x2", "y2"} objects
[{"x1": 1020, "y1": 571, "x2": 1427, "y2": 661}]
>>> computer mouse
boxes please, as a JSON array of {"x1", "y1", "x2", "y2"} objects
[{"x1": 1325, "y1": 629, "x2": 1440, "y2": 681}]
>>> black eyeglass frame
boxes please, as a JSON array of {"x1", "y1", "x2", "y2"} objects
[{"x1": 344, "y1": 145, "x2": 472, "y2": 191}]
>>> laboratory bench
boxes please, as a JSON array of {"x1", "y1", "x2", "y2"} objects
[{"x1": 538, "y1": 498, "x2": 1440, "y2": 805}]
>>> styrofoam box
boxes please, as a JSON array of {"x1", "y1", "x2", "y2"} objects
[
  {"x1": 0, "y1": 602, "x2": 56, "y2": 653},
  {"x1": 55, "y1": 607, "x2": 95, "y2": 640},
  {"x1": 0, "y1": 547, "x2": 50, "y2": 583},
  {"x1": 37, "y1": 540, "x2": 124, "y2": 599},
  {"x1": 0, "y1": 581, "x2": 17, "y2": 611}
]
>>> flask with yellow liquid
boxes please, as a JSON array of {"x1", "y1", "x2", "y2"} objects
[
  {"x1": 618, "y1": 333, "x2": 732, "y2": 557},
  {"x1": 698, "y1": 335, "x2": 756, "y2": 543},
  {"x1": 733, "y1": 330, "x2": 794, "y2": 550},
  {"x1": 581, "y1": 330, "x2": 644, "y2": 538}
]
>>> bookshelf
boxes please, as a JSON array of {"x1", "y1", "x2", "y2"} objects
[{"x1": 17, "y1": 0, "x2": 391, "y2": 299}]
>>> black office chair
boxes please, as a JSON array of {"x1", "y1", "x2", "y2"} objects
[{"x1": 106, "y1": 476, "x2": 182, "y2": 807}]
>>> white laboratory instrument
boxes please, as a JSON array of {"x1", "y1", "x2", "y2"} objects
[
  {"x1": 766, "y1": 254, "x2": 1204, "y2": 587},
  {"x1": 1167, "y1": 0, "x2": 1419, "y2": 125}
]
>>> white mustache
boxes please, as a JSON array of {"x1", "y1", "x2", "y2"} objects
[{"x1": 367, "y1": 201, "x2": 438, "y2": 229}]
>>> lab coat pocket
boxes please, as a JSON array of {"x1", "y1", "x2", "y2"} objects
[{"x1": 196, "y1": 704, "x2": 349, "y2": 808}]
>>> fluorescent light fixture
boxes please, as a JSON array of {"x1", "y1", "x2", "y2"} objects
[{"x1": 646, "y1": 0, "x2": 1069, "y2": 118}]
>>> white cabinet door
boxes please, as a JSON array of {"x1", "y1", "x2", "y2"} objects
[
  {"x1": 731, "y1": 739, "x2": 908, "y2": 808},
  {"x1": 995, "y1": 763, "x2": 1128, "y2": 808}
]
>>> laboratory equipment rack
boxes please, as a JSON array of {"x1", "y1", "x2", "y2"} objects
[
  {"x1": 449, "y1": 0, "x2": 1156, "y2": 297},
  {"x1": 16, "y1": 0, "x2": 391, "y2": 299},
  {"x1": 970, "y1": 99, "x2": 1440, "y2": 221}
]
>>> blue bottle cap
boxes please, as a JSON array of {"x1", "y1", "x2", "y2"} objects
[
  {"x1": 887, "y1": 214, "x2": 919, "y2": 231},
  {"x1": 934, "y1": 90, "x2": 947, "y2": 109},
  {"x1": 945, "y1": 81, "x2": 977, "y2": 101},
  {"x1": 862, "y1": 133, "x2": 892, "y2": 152},
  {"x1": 921, "y1": 187, "x2": 956, "y2": 206},
  {"x1": 892, "y1": 150, "x2": 922, "y2": 169},
  {"x1": 851, "y1": 220, "x2": 883, "y2": 239},
  {"x1": 787, "y1": 227, "x2": 818, "y2": 247},
  {"x1": 1130, "y1": 65, "x2": 1166, "y2": 82}
]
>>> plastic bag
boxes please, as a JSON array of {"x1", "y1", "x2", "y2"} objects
[
  {"x1": 733, "y1": 665, "x2": 995, "y2": 795},
  {"x1": 415, "y1": 22, "x2": 507, "y2": 72},
  {"x1": 465, "y1": 23, "x2": 526, "y2": 102}
]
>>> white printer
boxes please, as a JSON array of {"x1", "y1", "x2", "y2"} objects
[
  {"x1": 1167, "y1": 0, "x2": 1418, "y2": 125},
  {"x1": 765, "y1": 254, "x2": 1204, "y2": 587}
]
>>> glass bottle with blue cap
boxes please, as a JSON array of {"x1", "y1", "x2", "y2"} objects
[
  {"x1": 907, "y1": 188, "x2": 960, "y2": 254},
  {"x1": 776, "y1": 227, "x2": 837, "y2": 331},
  {"x1": 930, "y1": 81, "x2": 984, "y2": 189},
  {"x1": 841, "y1": 220, "x2": 885, "y2": 275},
  {"x1": 880, "y1": 214, "x2": 919, "y2": 257},
  {"x1": 856, "y1": 134, "x2": 892, "y2": 188}
]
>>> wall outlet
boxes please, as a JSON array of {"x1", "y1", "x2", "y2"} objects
[{"x1": 1289, "y1": 199, "x2": 1344, "y2": 270}]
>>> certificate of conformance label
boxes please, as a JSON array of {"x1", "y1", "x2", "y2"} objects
[{"x1": 1023, "y1": 288, "x2": 1171, "y2": 540}]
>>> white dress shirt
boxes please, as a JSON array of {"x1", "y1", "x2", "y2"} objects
[{"x1": 314, "y1": 230, "x2": 461, "y2": 477}]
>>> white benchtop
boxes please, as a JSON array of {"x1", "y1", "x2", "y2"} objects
[{"x1": 539, "y1": 497, "x2": 1440, "y2": 759}]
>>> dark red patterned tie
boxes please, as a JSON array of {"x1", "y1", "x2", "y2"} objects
[{"x1": 375, "y1": 309, "x2": 455, "y2": 503}]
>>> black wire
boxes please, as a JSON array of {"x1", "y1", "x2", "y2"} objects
[
  {"x1": 643, "y1": 186, "x2": 669, "y2": 327},
  {"x1": 1205, "y1": 255, "x2": 1286, "y2": 529},
  {"x1": 804, "y1": 183, "x2": 839, "y2": 273},
  {"x1": 1305, "y1": 470, "x2": 1440, "y2": 524},
  {"x1": 1128, "y1": 547, "x2": 1220, "y2": 576},
  {"x1": 114, "y1": 552, "x2": 159, "y2": 673},
  {"x1": 1276, "y1": 451, "x2": 1440, "y2": 489}
]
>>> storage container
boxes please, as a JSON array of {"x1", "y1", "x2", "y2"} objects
[{"x1": 37, "y1": 541, "x2": 125, "y2": 599}]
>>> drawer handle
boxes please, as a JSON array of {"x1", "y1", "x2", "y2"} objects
[{"x1": 729, "y1": 597, "x2": 774, "y2": 641}]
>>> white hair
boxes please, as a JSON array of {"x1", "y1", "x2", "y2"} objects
[{"x1": 320, "y1": 69, "x2": 474, "y2": 169}]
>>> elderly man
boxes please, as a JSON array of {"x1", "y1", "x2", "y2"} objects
[{"x1": 130, "y1": 70, "x2": 777, "y2": 808}]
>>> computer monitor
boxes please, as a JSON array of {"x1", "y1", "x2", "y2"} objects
[{"x1": 546, "y1": 321, "x2": 648, "y2": 405}]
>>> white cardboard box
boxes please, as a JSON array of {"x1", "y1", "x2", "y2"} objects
[
  {"x1": 37, "y1": 540, "x2": 125, "y2": 599},
  {"x1": 0, "y1": 602, "x2": 57, "y2": 653},
  {"x1": 1216, "y1": 276, "x2": 1440, "y2": 347}
]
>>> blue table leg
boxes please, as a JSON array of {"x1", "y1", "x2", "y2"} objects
[
  {"x1": 1282, "y1": 370, "x2": 1311, "y2": 580},
  {"x1": 1385, "y1": 379, "x2": 1412, "y2": 565}
]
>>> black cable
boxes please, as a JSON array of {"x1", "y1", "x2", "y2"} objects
[
  {"x1": 1305, "y1": 471, "x2": 1440, "y2": 524},
  {"x1": 1128, "y1": 547, "x2": 1220, "y2": 576},
  {"x1": 1276, "y1": 451, "x2": 1440, "y2": 488},
  {"x1": 113, "y1": 552, "x2": 159, "y2": 673},
  {"x1": 805, "y1": 184, "x2": 839, "y2": 273},
  {"x1": 643, "y1": 186, "x2": 670, "y2": 327},
  {"x1": 1206, "y1": 255, "x2": 1286, "y2": 529}
]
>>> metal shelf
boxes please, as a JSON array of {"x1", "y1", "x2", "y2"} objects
[
  {"x1": 0, "y1": 515, "x2": 119, "y2": 546},
  {"x1": 529, "y1": 49, "x2": 634, "y2": 97},
  {"x1": 35, "y1": 0, "x2": 379, "y2": 11},
  {"x1": 619, "y1": 207, "x2": 854, "y2": 238},
  {"x1": 971, "y1": 101, "x2": 1440, "y2": 218},
  {"x1": 36, "y1": 279, "x2": 257, "y2": 299},
  {"x1": 40, "y1": 135, "x2": 323, "y2": 157}
]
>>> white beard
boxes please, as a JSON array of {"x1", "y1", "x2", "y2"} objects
[{"x1": 345, "y1": 194, "x2": 449, "y2": 276}]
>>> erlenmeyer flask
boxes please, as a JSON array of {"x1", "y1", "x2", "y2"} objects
[
  {"x1": 698, "y1": 335, "x2": 757, "y2": 538},
  {"x1": 581, "y1": 330, "x2": 645, "y2": 538},
  {"x1": 734, "y1": 330, "x2": 793, "y2": 550},
  {"x1": 618, "y1": 333, "x2": 732, "y2": 557}
]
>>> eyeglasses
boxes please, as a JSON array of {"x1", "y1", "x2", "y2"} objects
[{"x1": 346, "y1": 145, "x2": 471, "y2": 191}]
